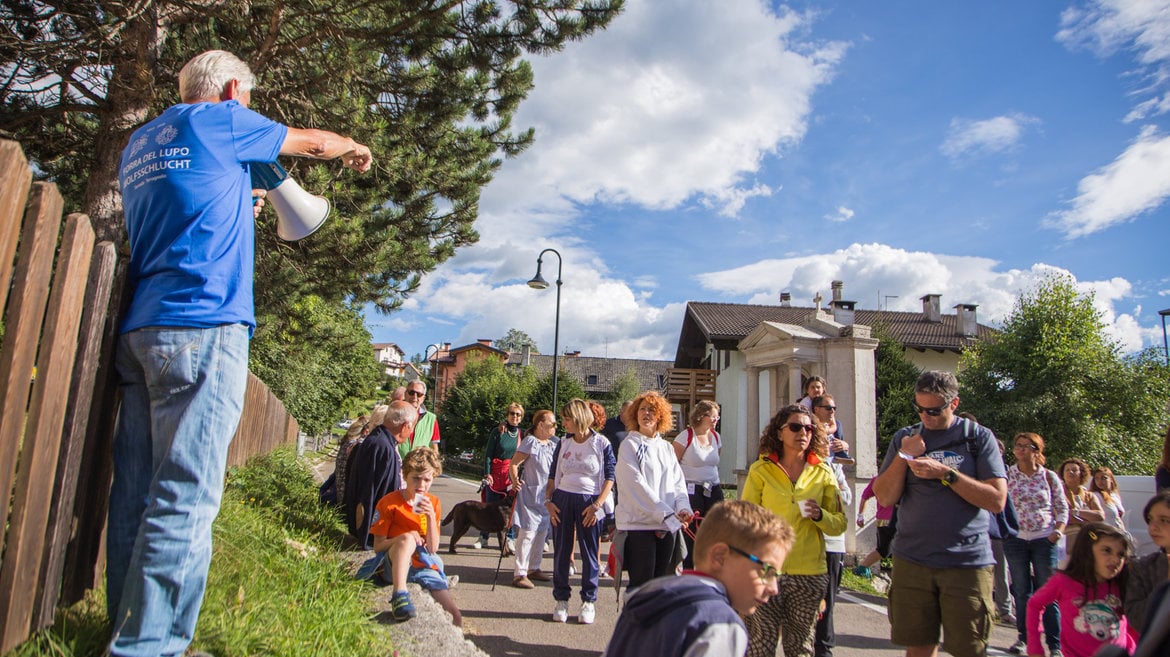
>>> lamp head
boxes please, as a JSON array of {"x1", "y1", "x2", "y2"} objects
[{"x1": 527, "y1": 260, "x2": 549, "y2": 289}]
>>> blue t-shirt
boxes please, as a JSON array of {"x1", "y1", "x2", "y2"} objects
[
  {"x1": 879, "y1": 417, "x2": 1007, "y2": 568},
  {"x1": 118, "y1": 100, "x2": 288, "y2": 333}
]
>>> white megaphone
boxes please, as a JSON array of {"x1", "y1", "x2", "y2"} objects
[{"x1": 249, "y1": 161, "x2": 331, "y2": 241}]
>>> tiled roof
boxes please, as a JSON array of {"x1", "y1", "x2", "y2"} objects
[
  {"x1": 686, "y1": 301, "x2": 995, "y2": 351},
  {"x1": 506, "y1": 354, "x2": 673, "y2": 395}
]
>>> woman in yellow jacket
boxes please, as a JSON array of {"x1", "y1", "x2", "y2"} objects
[{"x1": 743, "y1": 403, "x2": 846, "y2": 657}]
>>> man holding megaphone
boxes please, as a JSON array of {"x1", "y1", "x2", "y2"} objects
[{"x1": 110, "y1": 49, "x2": 371, "y2": 657}]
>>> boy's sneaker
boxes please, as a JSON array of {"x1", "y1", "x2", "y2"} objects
[
  {"x1": 1007, "y1": 639, "x2": 1025, "y2": 654},
  {"x1": 578, "y1": 601, "x2": 595, "y2": 624},
  {"x1": 472, "y1": 538, "x2": 484, "y2": 550},
  {"x1": 552, "y1": 600, "x2": 569, "y2": 623},
  {"x1": 852, "y1": 565, "x2": 872, "y2": 578},
  {"x1": 390, "y1": 590, "x2": 417, "y2": 622}
]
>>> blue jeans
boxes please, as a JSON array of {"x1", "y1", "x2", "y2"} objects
[
  {"x1": 106, "y1": 325, "x2": 250, "y2": 657},
  {"x1": 550, "y1": 489, "x2": 602, "y2": 602},
  {"x1": 1003, "y1": 535, "x2": 1060, "y2": 649}
]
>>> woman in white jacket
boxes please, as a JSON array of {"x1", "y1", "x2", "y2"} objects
[{"x1": 615, "y1": 391, "x2": 693, "y2": 590}]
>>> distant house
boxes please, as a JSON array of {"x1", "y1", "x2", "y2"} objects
[
  {"x1": 673, "y1": 282, "x2": 996, "y2": 483},
  {"x1": 372, "y1": 342, "x2": 407, "y2": 378},
  {"x1": 430, "y1": 340, "x2": 508, "y2": 408},
  {"x1": 506, "y1": 345, "x2": 674, "y2": 399},
  {"x1": 426, "y1": 340, "x2": 675, "y2": 411}
]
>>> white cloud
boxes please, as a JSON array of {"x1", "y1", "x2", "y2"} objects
[
  {"x1": 1124, "y1": 92, "x2": 1170, "y2": 123},
  {"x1": 824, "y1": 206, "x2": 855, "y2": 222},
  {"x1": 1044, "y1": 125, "x2": 1170, "y2": 238},
  {"x1": 1058, "y1": 0, "x2": 1170, "y2": 118},
  {"x1": 393, "y1": 1, "x2": 847, "y2": 359},
  {"x1": 940, "y1": 114, "x2": 1038, "y2": 159},
  {"x1": 485, "y1": 0, "x2": 846, "y2": 220},
  {"x1": 695, "y1": 242, "x2": 1151, "y2": 351},
  {"x1": 1058, "y1": 0, "x2": 1170, "y2": 65}
]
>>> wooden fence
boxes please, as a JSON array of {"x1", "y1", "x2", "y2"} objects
[{"x1": 0, "y1": 139, "x2": 299, "y2": 652}]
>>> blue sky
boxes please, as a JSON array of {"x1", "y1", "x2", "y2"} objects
[{"x1": 369, "y1": 0, "x2": 1170, "y2": 362}]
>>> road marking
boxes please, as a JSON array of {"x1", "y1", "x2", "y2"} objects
[
  {"x1": 442, "y1": 474, "x2": 480, "y2": 488},
  {"x1": 837, "y1": 591, "x2": 1010, "y2": 656}
]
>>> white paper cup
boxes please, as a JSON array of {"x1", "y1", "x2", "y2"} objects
[
  {"x1": 411, "y1": 492, "x2": 425, "y2": 513},
  {"x1": 798, "y1": 499, "x2": 815, "y2": 518}
]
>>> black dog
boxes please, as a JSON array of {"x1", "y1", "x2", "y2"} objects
[{"x1": 442, "y1": 493, "x2": 515, "y2": 557}]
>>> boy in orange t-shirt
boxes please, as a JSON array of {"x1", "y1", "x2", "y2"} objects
[{"x1": 369, "y1": 448, "x2": 462, "y2": 625}]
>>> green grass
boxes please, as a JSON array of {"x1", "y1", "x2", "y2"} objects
[{"x1": 7, "y1": 447, "x2": 394, "y2": 657}]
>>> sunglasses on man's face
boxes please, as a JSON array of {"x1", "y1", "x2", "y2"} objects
[
  {"x1": 816, "y1": 405, "x2": 836, "y2": 412},
  {"x1": 406, "y1": 390, "x2": 425, "y2": 398},
  {"x1": 911, "y1": 400, "x2": 950, "y2": 416}
]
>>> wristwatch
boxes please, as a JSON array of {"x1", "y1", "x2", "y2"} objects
[{"x1": 941, "y1": 468, "x2": 959, "y2": 486}]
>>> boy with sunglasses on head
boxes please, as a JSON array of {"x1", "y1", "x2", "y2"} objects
[
  {"x1": 872, "y1": 370, "x2": 1008, "y2": 657},
  {"x1": 602, "y1": 500, "x2": 794, "y2": 657}
]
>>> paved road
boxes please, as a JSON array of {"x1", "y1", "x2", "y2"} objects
[{"x1": 417, "y1": 473, "x2": 1022, "y2": 657}]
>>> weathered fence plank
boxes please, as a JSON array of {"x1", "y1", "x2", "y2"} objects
[
  {"x1": 35, "y1": 238, "x2": 116, "y2": 629},
  {"x1": 0, "y1": 141, "x2": 32, "y2": 305},
  {"x1": 0, "y1": 183, "x2": 64, "y2": 553},
  {"x1": 0, "y1": 215, "x2": 94, "y2": 651}
]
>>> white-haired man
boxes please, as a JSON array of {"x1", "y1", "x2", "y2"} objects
[{"x1": 108, "y1": 50, "x2": 371, "y2": 656}]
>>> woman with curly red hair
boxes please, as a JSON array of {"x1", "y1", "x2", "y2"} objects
[{"x1": 614, "y1": 391, "x2": 693, "y2": 590}]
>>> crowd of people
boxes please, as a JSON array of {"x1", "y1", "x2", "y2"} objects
[
  {"x1": 332, "y1": 371, "x2": 1170, "y2": 657},
  {"x1": 100, "y1": 47, "x2": 1168, "y2": 657}
]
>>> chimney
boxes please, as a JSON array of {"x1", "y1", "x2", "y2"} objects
[
  {"x1": 831, "y1": 280, "x2": 844, "y2": 302},
  {"x1": 831, "y1": 299, "x2": 856, "y2": 326},
  {"x1": 779, "y1": 292, "x2": 792, "y2": 307},
  {"x1": 477, "y1": 338, "x2": 492, "y2": 347},
  {"x1": 443, "y1": 342, "x2": 451, "y2": 352},
  {"x1": 954, "y1": 304, "x2": 978, "y2": 337},
  {"x1": 521, "y1": 343, "x2": 531, "y2": 366},
  {"x1": 920, "y1": 294, "x2": 941, "y2": 323}
]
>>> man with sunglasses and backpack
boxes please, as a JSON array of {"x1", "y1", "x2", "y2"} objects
[{"x1": 873, "y1": 370, "x2": 1007, "y2": 657}]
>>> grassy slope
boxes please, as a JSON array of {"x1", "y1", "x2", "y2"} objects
[{"x1": 7, "y1": 447, "x2": 393, "y2": 657}]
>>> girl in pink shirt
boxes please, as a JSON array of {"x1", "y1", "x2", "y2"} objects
[{"x1": 1026, "y1": 522, "x2": 1136, "y2": 657}]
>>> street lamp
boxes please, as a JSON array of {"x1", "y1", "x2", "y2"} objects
[
  {"x1": 1159, "y1": 308, "x2": 1170, "y2": 366},
  {"x1": 528, "y1": 248, "x2": 563, "y2": 413},
  {"x1": 423, "y1": 343, "x2": 442, "y2": 408}
]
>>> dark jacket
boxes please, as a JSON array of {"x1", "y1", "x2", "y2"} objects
[
  {"x1": 602, "y1": 574, "x2": 745, "y2": 657},
  {"x1": 343, "y1": 426, "x2": 402, "y2": 549}
]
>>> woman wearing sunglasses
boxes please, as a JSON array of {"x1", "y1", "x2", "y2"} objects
[
  {"x1": 1003, "y1": 432, "x2": 1068, "y2": 656},
  {"x1": 477, "y1": 402, "x2": 525, "y2": 551},
  {"x1": 742, "y1": 404, "x2": 846, "y2": 657}
]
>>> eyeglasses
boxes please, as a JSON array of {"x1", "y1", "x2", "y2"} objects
[
  {"x1": 507, "y1": 412, "x2": 523, "y2": 417},
  {"x1": 1012, "y1": 443, "x2": 1038, "y2": 452},
  {"x1": 816, "y1": 405, "x2": 836, "y2": 412},
  {"x1": 728, "y1": 545, "x2": 780, "y2": 582},
  {"x1": 406, "y1": 390, "x2": 425, "y2": 398},
  {"x1": 785, "y1": 422, "x2": 815, "y2": 434},
  {"x1": 911, "y1": 400, "x2": 951, "y2": 416}
]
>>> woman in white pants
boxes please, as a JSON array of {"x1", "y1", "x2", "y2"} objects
[{"x1": 509, "y1": 409, "x2": 559, "y2": 588}]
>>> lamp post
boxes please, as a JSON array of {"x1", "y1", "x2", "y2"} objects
[
  {"x1": 1160, "y1": 309, "x2": 1170, "y2": 366},
  {"x1": 423, "y1": 343, "x2": 442, "y2": 408},
  {"x1": 528, "y1": 248, "x2": 563, "y2": 413}
]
